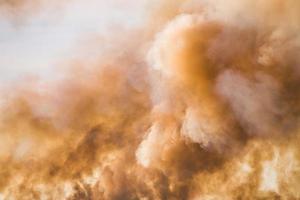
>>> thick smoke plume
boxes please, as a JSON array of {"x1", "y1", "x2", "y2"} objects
[{"x1": 1, "y1": 0, "x2": 300, "y2": 199}]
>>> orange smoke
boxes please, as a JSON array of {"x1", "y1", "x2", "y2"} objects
[{"x1": 1, "y1": 0, "x2": 300, "y2": 199}]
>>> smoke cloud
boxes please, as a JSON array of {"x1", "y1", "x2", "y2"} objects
[{"x1": 1, "y1": 0, "x2": 300, "y2": 199}]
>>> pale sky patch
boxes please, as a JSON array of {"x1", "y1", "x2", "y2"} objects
[{"x1": 0, "y1": 0, "x2": 147, "y2": 83}]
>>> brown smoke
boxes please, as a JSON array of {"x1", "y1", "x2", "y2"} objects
[{"x1": 1, "y1": 0, "x2": 300, "y2": 199}]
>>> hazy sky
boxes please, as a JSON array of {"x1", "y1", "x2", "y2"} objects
[{"x1": 0, "y1": 0, "x2": 147, "y2": 83}]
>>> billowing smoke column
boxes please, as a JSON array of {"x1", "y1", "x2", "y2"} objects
[{"x1": 1, "y1": 0, "x2": 300, "y2": 199}]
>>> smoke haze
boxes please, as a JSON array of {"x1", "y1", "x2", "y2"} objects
[{"x1": 0, "y1": 0, "x2": 300, "y2": 199}]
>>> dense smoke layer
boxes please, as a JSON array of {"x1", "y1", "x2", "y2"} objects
[{"x1": 1, "y1": 0, "x2": 300, "y2": 199}]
